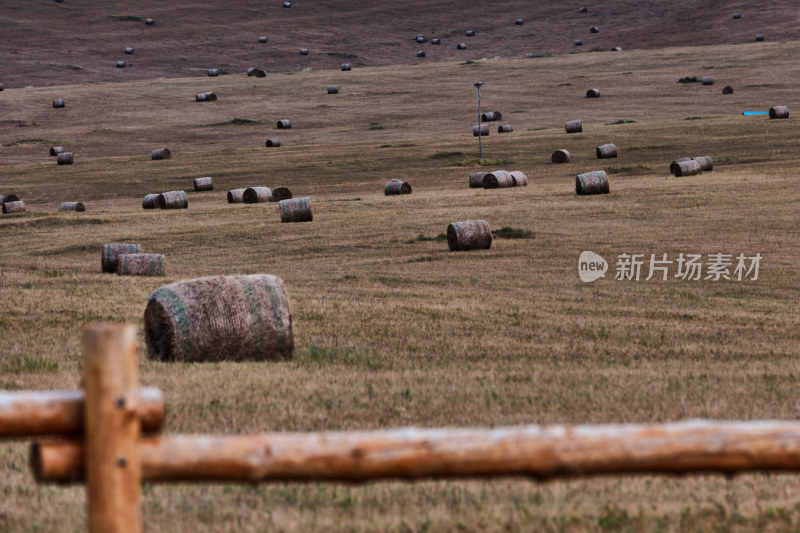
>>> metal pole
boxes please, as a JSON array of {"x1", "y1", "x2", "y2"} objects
[{"x1": 475, "y1": 82, "x2": 483, "y2": 160}]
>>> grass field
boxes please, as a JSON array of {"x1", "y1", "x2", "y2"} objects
[{"x1": 2, "y1": 31, "x2": 800, "y2": 532}]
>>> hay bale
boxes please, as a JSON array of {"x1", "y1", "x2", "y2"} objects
[
  {"x1": 456, "y1": 43, "x2": 467, "y2": 50},
  {"x1": 101, "y1": 243, "x2": 142, "y2": 273},
  {"x1": 509, "y1": 171, "x2": 528, "y2": 186},
  {"x1": 341, "y1": 63, "x2": 351, "y2": 71},
  {"x1": 431, "y1": 38, "x2": 441, "y2": 45},
  {"x1": 481, "y1": 111, "x2": 502, "y2": 121},
  {"x1": 157, "y1": 190, "x2": 188, "y2": 209},
  {"x1": 227, "y1": 188, "x2": 247, "y2": 203},
  {"x1": 208, "y1": 68, "x2": 219, "y2": 77},
  {"x1": 702, "y1": 76, "x2": 713, "y2": 85},
  {"x1": 693, "y1": 156, "x2": 713, "y2": 172},
  {"x1": 417, "y1": 50, "x2": 426, "y2": 57},
  {"x1": 271, "y1": 187, "x2": 292, "y2": 201},
  {"x1": 279, "y1": 197, "x2": 312, "y2": 223},
  {"x1": 116, "y1": 61, "x2": 126, "y2": 68},
  {"x1": 117, "y1": 254, "x2": 165, "y2": 277},
  {"x1": 416, "y1": 35, "x2": 427, "y2": 43},
  {"x1": 565, "y1": 120, "x2": 582, "y2": 133},
  {"x1": 473, "y1": 124, "x2": 489, "y2": 136},
  {"x1": 574, "y1": 40, "x2": 583, "y2": 46},
  {"x1": 277, "y1": 119, "x2": 291, "y2": 129},
  {"x1": 498, "y1": 124, "x2": 513, "y2": 133},
  {"x1": 551, "y1": 149, "x2": 571, "y2": 163},
  {"x1": 756, "y1": 34, "x2": 764, "y2": 41},
  {"x1": 469, "y1": 171, "x2": 488, "y2": 188},
  {"x1": 49, "y1": 146, "x2": 64, "y2": 156},
  {"x1": 483, "y1": 170, "x2": 514, "y2": 189},
  {"x1": 58, "y1": 201, "x2": 85, "y2": 212},
  {"x1": 769, "y1": 105, "x2": 789, "y2": 119},
  {"x1": 596, "y1": 143, "x2": 617, "y2": 159},
  {"x1": 385, "y1": 180, "x2": 412, "y2": 195},
  {"x1": 525, "y1": 53, "x2": 534, "y2": 58},
  {"x1": 195, "y1": 91, "x2": 217, "y2": 102},
  {"x1": 515, "y1": 18, "x2": 524, "y2": 25},
  {"x1": 243, "y1": 187, "x2": 272, "y2": 203},
  {"x1": 56, "y1": 152, "x2": 73, "y2": 165},
  {"x1": 151, "y1": 148, "x2": 171, "y2": 160},
  {"x1": 669, "y1": 158, "x2": 692, "y2": 175},
  {"x1": 722, "y1": 85, "x2": 733, "y2": 94},
  {"x1": 576, "y1": 171, "x2": 610, "y2": 195},
  {"x1": 466, "y1": 30, "x2": 475, "y2": 36},
  {"x1": 247, "y1": 67, "x2": 266, "y2": 77},
  {"x1": 144, "y1": 274, "x2": 294, "y2": 362},
  {"x1": 300, "y1": 48, "x2": 309, "y2": 55},
  {"x1": 733, "y1": 13, "x2": 741, "y2": 19},
  {"x1": 2, "y1": 201, "x2": 25, "y2": 214},
  {"x1": 611, "y1": 47, "x2": 622, "y2": 51},
  {"x1": 124, "y1": 47, "x2": 134, "y2": 54},
  {"x1": 266, "y1": 138, "x2": 281, "y2": 147},
  {"x1": 0, "y1": 194, "x2": 20, "y2": 204},
  {"x1": 590, "y1": 26, "x2": 599, "y2": 33},
  {"x1": 586, "y1": 88, "x2": 600, "y2": 98},
  {"x1": 0, "y1": 82, "x2": 3, "y2": 91},
  {"x1": 447, "y1": 220, "x2": 492, "y2": 251},
  {"x1": 259, "y1": 36, "x2": 268, "y2": 43},
  {"x1": 52, "y1": 99, "x2": 65, "y2": 108},
  {"x1": 145, "y1": 18, "x2": 154, "y2": 25},
  {"x1": 283, "y1": 1, "x2": 291, "y2": 6},
  {"x1": 327, "y1": 85, "x2": 338, "y2": 94},
  {"x1": 142, "y1": 193, "x2": 159, "y2": 209},
  {"x1": 579, "y1": 7, "x2": 588, "y2": 13},
  {"x1": 194, "y1": 177, "x2": 213, "y2": 191},
  {"x1": 674, "y1": 160, "x2": 702, "y2": 177}
]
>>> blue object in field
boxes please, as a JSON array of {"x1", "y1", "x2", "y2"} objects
[{"x1": 742, "y1": 111, "x2": 769, "y2": 115}]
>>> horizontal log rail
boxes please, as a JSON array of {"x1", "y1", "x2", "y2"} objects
[{"x1": 32, "y1": 420, "x2": 800, "y2": 484}]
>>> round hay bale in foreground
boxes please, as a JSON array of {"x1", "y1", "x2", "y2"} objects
[
  {"x1": 674, "y1": 159, "x2": 702, "y2": 177},
  {"x1": 52, "y1": 99, "x2": 65, "y2": 108},
  {"x1": 117, "y1": 254, "x2": 165, "y2": 277},
  {"x1": 243, "y1": 187, "x2": 272, "y2": 204},
  {"x1": 576, "y1": 170, "x2": 610, "y2": 195},
  {"x1": 259, "y1": 36, "x2": 268, "y2": 43},
  {"x1": 145, "y1": 18, "x2": 154, "y2": 25},
  {"x1": 0, "y1": 194, "x2": 20, "y2": 204},
  {"x1": 551, "y1": 149, "x2": 571, "y2": 163},
  {"x1": 565, "y1": 119, "x2": 582, "y2": 133},
  {"x1": 116, "y1": 61, "x2": 126, "y2": 68},
  {"x1": 151, "y1": 148, "x2": 171, "y2": 160},
  {"x1": 279, "y1": 197, "x2": 312, "y2": 223},
  {"x1": 481, "y1": 111, "x2": 502, "y2": 121},
  {"x1": 509, "y1": 171, "x2": 528, "y2": 187},
  {"x1": 58, "y1": 201, "x2": 85, "y2": 212},
  {"x1": 49, "y1": 146, "x2": 64, "y2": 156},
  {"x1": 266, "y1": 138, "x2": 281, "y2": 147},
  {"x1": 300, "y1": 48, "x2": 308, "y2": 55},
  {"x1": 586, "y1": 88, "x2": 600, "y2": 98},
  {"x1": 473, "y1": 124, "x2": 489, "y2": 136},
  {"x1": 669, "y1": 158, "x2": 692, "y2": 175},
  {"x1": 416, "y1": 50, "x2": 426, "y2": 57},
  {"x1": 596, "y1": 143, "x2": 617, "y2": 159},
  {"x1": 2, "y1": 201, "x2": 26, "y2": 214},
  {"x1": 466, "y1": 30, "x2": 475, "y2": 36},
  {"x1": 157, "y1": 190, "x2": 188, "y2": 209},
  {"x1": 515, "y1": 18, "x2": 523, "y2": 25},
  {"x1": 456, "y1": 43, "x2": 467, "y2": 50},
  {"x1": 196, "y1": 91, "x2": 217, "y2": 102},
  {"x1": 722, "y1": 85, "x2": 733, "y2": 94},
  {"x1": 56, "y1": 152, "x2": 73, "y2": 165},
  {"x1": 327, "y1": 85, "x2": 338, "y2": 94},
  {"x1": 277, "y1": 119, "x2": 291, "y2": 129},
  {"x1": 769, "y1": 105, "x2": 789, "y2": 119},
  {"x1": 574, "y1": 40, "x2": 583, "y2": 46},
  {"x1": 101, "y1": 243, "x2": 142, "y2": 273},
  {"x1": 469, "y1": 171, "x2": 488, "y2": 188},
  {"x1": 341, "y1": 63, "x2": 351, "y2": 71},
  {"x1": 227, "y1": 188, "x2": 247, "y2": 204},
  {"x1": 271, "y1": 187, "x2": 292, "y2": 202},
  {"x1": 144, "y1": 274, "x2": 294, "y2": 362},
  {"x1": 702, "y1": 76, "x2": 713, "y2": 85},
  {"x1": 483, "y1": 170, "x2": 514, "y2": 189},
  {"x1": 756, "y1": 34, "x2": 764, "y2": 41},
  {"x1": 693, "y1": 156, "x2": 713, "y2": 172},
  {"x1": 194, "y1": 177, "x2": 213, "y2": 191},
  {"x1": 385, "y1": 180, "x2": 412, "y2": 195},
  {"x1": 498, "y1": 124, "x2": 513, "y2": 133},
  {"x1": 208, "y1": 68, "x2": 219, "y2": 77},
  {"x1": 124, "y1": 47, "x2": 134, "y2": 54},
  {"x1": 142, "y1": 193, "x2": 159, "y2": 209},
  {"x1": 447, "y1": 220, "x2": 492, "y2": 251}
]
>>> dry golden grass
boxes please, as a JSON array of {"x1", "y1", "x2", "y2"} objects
[{"x1": 2, "y1": 40, "x2": 800, "y2": 531}]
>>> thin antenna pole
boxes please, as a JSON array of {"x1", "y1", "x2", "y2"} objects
[{"x1": 475, "y1": 82, "x2": 483, "y2": 160}]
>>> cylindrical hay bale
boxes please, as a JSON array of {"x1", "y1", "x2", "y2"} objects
[
  {"x1": 769, "y1": 106, "x2": 789, "y2": 119},
  {"x1": 124, "y1": 47, "x2": 134, "y2": 54},
  {"x1": 481, "y1": 111, "x2": 502, "y2": 121},
  {"x1": 194, "y1": 177, "x2": 213, "y2": 191},
  {"x1": 384, "y1": 180, "x2": 412, "y2": 195},
  {"x1": 466, "y1": 30, "x2": 475, "y2": 36},
  {"x1": 157, "y1": 190, "x2": 188, "y2": 209},
  {"x1": 469, "y1": 171, "x2": 488, "y2": 188},
  {"x1": 58, "y1": 201, "x2": 85, "y2": 212},
  {"x1": 208, "y1": 68, "x2": 219, "y2": 77},
  {"x1": 447, "y1": 220, "x2": 492, "y2": 251},
  {"x1": 300, "y1": 48, "x2": 309, "y2": 55},
  {"x1": 473, "y1": 124, "x2": 489, "y2": 136},
  {"x1": 247, "y1": 67, "x2": 257, "y2": 76},
  {"x1": 596, "y1": 143, "x2": 617, "y2": 159},
  {"x1": 341, "y1": 63, "x2": 351, "y2": 71},
  {"x1": 733, "y1": 13, "x2": 741, "y2": 19},
  {"x1": 586, "y1": 88, "x2": 600, "y2": 98},
  {"x1": 53, "y1": 99, "x2": 65, "y2": 108},
  {"x1": 674, "y1": 160, "x2": 702, "y2": 177},
  {"x1": 259, "y1": 36, "x2": 268, "y2": 43},
  {"x1": 756, "y1": 34, "x2": 764, "y2": 41},
  {"x1": 196, "y1": 92, "x2": 217, "y2": 102},
  {"x1": 509, "y1": 171, "x2": 528, "y2": 187},
  {"x1": 693, "y1": 156, "x2": 713, "y2": 172},
  {"x1": 246, "y1": 68, "x2": 266, "y2": 77},
  {"x1": 283, "y1": 1, "x2": 291, "y2": 7},
  {"x1": 142, "y1": 193, "x2": 159, "y2": 209},
  {"x1": 279, "y1": 197, "x2": 312, "y2": 223},
  {"x1": 49, "y1": 146, "x2": 64, "y2": 156},
  {"x1": 117, "y1": 254, "x2": 165, "y2": 277},
  {"x1": 611, "y1": 46, "x2": 623, "y2": 51},
  {"x1": 0, "y1": 82, "x2": 4, "y2": 91},
  {"x1": 266, "y1": 138, "x2": 281, "y2": 147},
  {"x1": 702, "y1": 76, "x2": 713, "y2": 85},
  {"x1": 416, "y1": 51, "x2": 426, "y2": 57},
  {"x1": 576, "y1": 171, "x2": 610, "y2": 195},
  {"x1": 551, "y1": 149, "x2": 571, "y2": 164},
  {"x1": 574, "y1": 40, "x2": 583, "y2": 46},
  {"x1": 116, "y1": 61, "x2": 126, "y2": 68},
  {"x1": 669, "y1": 158, "x2": 691, "y2": 175},
  {"x1": 416, "y1": 35, "x2": 426, "y2": 43},
  {"x1": 579, "y1": 7, "x2": 588, "y2": 13},
  {"x1": 722, "y1": 85, "x2": 733, "y2": 94},
  {"x1": 327, "y1": 85, "x2": 338, "y2": 94},
  {"x1": 227, "y1": 189, "x2": 247, "y2": 204},
  {"x1": 590, "y1": 26, "x2": 599, "y2": 33},
  {"x1": 151, "y1": 148, "x2": 172, "y2": 160},
  {"x1": 498, "y1": 124, "x2": 513, "y2": 133},
  {"x1": 2, "y1": 201, "x2": 26, "y2": 214},
  {"x1": 0, "y1": 194, "x2": 20, "y2": 204},
  {"x1": 145, "y1": 18, "x2": 154, "y2": 25},
  {"x1": 101, "y1": 243, "x2": 142, "y2": 273},
  {"x1": 431, "y1": 38, "x2": 441, "y2": 45},
  {"x1": 243, "y1": 187, "x2": 272, "y2": 204},
  {"x1": 456, "y1": 43, "x2": 467, "y2": 50},
  {"x1": 144, "y1": 274, "x2": 294, "y2": 362},
  {"x1": 483, "y1": 170, "x2": 514, "y2": 189},
  {"x1": 565, "y1": 120, "x2": 582, "y2": 133},
  {"x1": 56, "y1": 152, "x2": 73, "y2": 165},
  {"x1": 270, "y1": 187, "x2": 292, "y2": 202},
  {"x1": 277, "y1": 119, "x2": 291, "y2": 129},
  {"x1": 515, "y1": 18, "x2": 524, "y2": 25}
]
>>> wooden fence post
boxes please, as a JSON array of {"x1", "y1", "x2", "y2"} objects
[{"x1": 83, "y1": 323, "x2": 142, "y2": 533}]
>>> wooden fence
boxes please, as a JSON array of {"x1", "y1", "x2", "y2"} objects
[{"x1": 3, "y1": 323, "x2": 800, "y2": 532}]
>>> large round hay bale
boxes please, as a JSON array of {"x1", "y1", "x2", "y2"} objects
[
  {"x1": 49, "y1": 146, "x2": 64, "y2": 156},
  {"x1": 117, "y1": 254, "x2": 165, "y2": 276},
  {"x1": 116, "y1": 61, "x2": 126, "y2": 68},
  {"x1": 53, "y1": 99, "x2": 65, "y2": 108},
  {"x1": 259, "y1": 36, "x2": 268, "y2": 43},
  {"x1": 483, "y1": 170, "x2": 514, "y2": 189},
  {"x1": 456, "y1": 43, "x2": 467, "y2": 50},
  {"x1": 56, "y1": 152, "x2": 73, "y2": 165},
  {"x1": 674, "y1": 159, "x2": 702, "y2": 177},
  {"x1": 194, "y1": 177, "x2": 213, "y2": 191},
  {"x1": 266, "y1": 138, "x2": 281, "y2": 147},
  {"x1": 145, "y1": 18, "x2": 154, "y2": 25},
  {"x1": 283, "y1": 1, "x2": 291, "y2": 7},
  {"x1": 509, "y1": 171, "x2": 528, "y2": 186},
  {"x1": 669, "y1": 158, "x2": 691, "y2": 175},
  {"x1": 498, "y1": 124, "x2": 513, "y2": 133},
  {"x1": 769, "y1": 105, "x2": 789, "y2": 119},
  {"x1": 247, "y1": 67, "x2": 257, "y2": 76},
  {"x1": 279, "y1": 197, "x2": 312, "y2": 222},
  {"x1": 473, "y1": 124, "x2": 489, "y2": 136},
  {"x1": 277, "y1": 119, "x2": 291, "y2": 129},
  {"x1": 247, "y1": 68, "x2": 266, "y2": 77},
  {"x1": 469, "y1": 171, "x2": 488, "y2": 188},
  {"x1": 341, "y1": 63, "x2": 351, "y2": 71},
  {"x1": 447, "y1": 220, "x2": 492, "y2": 251},
  {"x1": 58, "y1": 201, "x2": 85, "y2": 212},
  {"x1": 151, "y1": 148, "x2": 171, "y2": 160},
  {"x1": 596, "y1": 143, "x2": 617, "y2": 159},
  {"x1": 702, "y1": 76, "x2": 713, "y2": 85},
  {"x1": 416, "y1": 51, "x2": 426, "y2": 57},
  {"x1": 515, "y1": 18, "x2": 524, "y2": 25},
  {"x1": 431, "y1": 38, "x2": 441, "y2": 45},
  {"x1": 579, "y1": 7, "x2": 588, "y2": 13},
  {"x1": 196, "y1": 92, "x2": 217, "y2": 102},
  {"x1": 722, "y1": 85, "x2": 733, "y2": 94},
  {"x1": 327, "y1": 85, "x2": 338, "y2": 94},
  {"x1": 576, "y1": 170, "x2": 610, "y2": 195},
  {"x1": 565, "y1": 120, "x2": 582, "y2": 133},
  {"x1": 693, "y1": 156, "x2": 713, "y2": 172},
  {"x1": 208, "y1": 68, "x2": 219, "y2": 77},
  {"x1": 124, "y1": 47, "x2": 134, "y2": 54},
  {"x1": 144, "y1": 274, "x2": 294, "y2": 362},
  {"x1": 300, "y1": 48, "x2": 309, "y2": 55},
  {"x1": 756, "y1": 34, "x2": 764, "y2": 41},
  {"x1": 101, "y1": 243, "x2": 142, "y2": 273},
  {"x1": 590, "y1": 26, "x2": 599, "y2": 33},
  {"x1": 586, "y1": 88, "x2": 600, "y2": 98},
  {"x1": 733, "y1": 13, "x2": 741, "y2": 19},
  {"x1": 271, "y1": 187, "x2": 292, "y2": 202},
  {"x1": 481, "y1": 111, "x2": 502, "y2": 121},
  {"x1": 0, "y1": 194, "x2": 20, "y2": 204},
  {"x1": 2, "y1": 201, "x2": 26, "y2": 214},
  {"x1": 142, "y1": 193, "x2": 159, "y2": 209},
  {"x1": 385, "y1": 180, "x2": 412, "y2": 195},
  {"x1": 574, "y1": 40, "x2": 583, "y2": 46},
  {"x1": 551, "y1": 149, "x2": 571, "y2": 163},
  {"x1": 157, "y1": 190, "x2": 188, "y2": 209},
  {"x1": 466, "y1": 30, "x2": 475, "y2": 36},
  {"x1": 243, "y1": 187, "x2": 272, "y2": 203},
  {"x1": 227, "y1": 188, "x2": 247, "y2": 203}
]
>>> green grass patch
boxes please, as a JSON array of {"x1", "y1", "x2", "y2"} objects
[
  {"x1": 298, "y1": 345, "x2": 384, "y2": 369},
  {"x1": 6, "y1": 354, "x2": 58, "y2": 374},
  {"x1": 453, "y1": 158, "x2": 513, "y2": 167},
  {"x1": 206, "y1": 118, "x2": 260, "y2": 127},
  {"x1": 327, "y1": 52, "x2": 357, "y2": 58},
  {"x1": 684, "y1": 116, "x2": 711, "y2": 121},
  {"x1": 63, "y1": 65, "x2": 83, "y2": 71},
  {"x1": 405, "y1": 233, "x2": 447, "y2": 244},
  {"x1": 605, "y1": 165, "x2": 650, "y2": 174},
  {"x1": 369, "y1": 122, "x2": 386, "y2": 130},
  {"x1": 118, "y1": 15, "x2": 142, "y2": 21},
  {"x1": 606, "y1": 119, "x2": 637, "y2": 125},
  {"x1": 678, "y1": 76, "x2": 699, "y2": 83},
  {"x1": 492, "y1": 227, "x2": 533, "y2": 239},
  {"x1": 429, "y1": 151, "x2": 464, "y2": 159}
]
